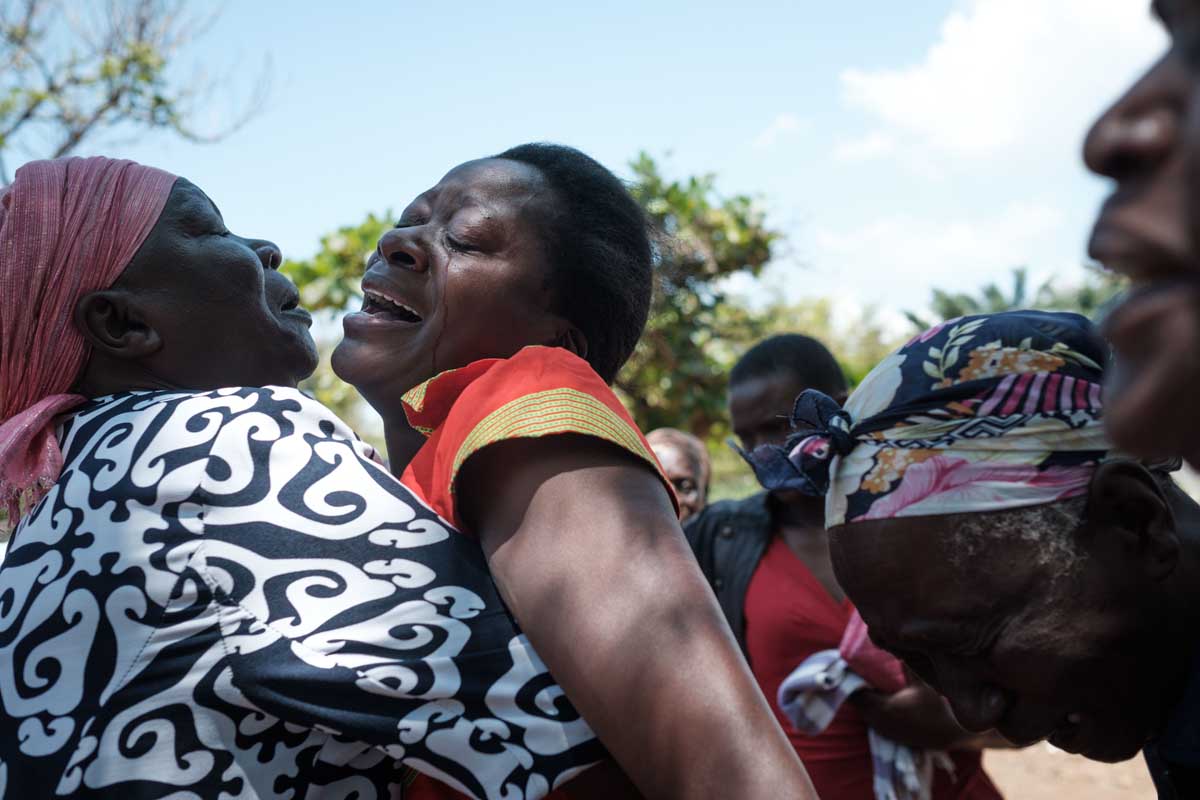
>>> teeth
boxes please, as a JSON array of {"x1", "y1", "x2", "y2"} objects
[{"x1": 364, "y1": 289, "x2": 421, "y2": 320}]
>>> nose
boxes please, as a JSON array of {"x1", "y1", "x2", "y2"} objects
[
  {"x1": 1083, "y1": 58, "x2": 1182, "y2": 182},
  {"x1": 249, "y1": 239, "x2": 283, "y2": 271},
  {"x1": 377, "y1": 227, "x2": 428, "y2": 273}
]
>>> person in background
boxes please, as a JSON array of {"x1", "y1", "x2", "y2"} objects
[
  {"x1": 1084, "y1": 0, "x2": 1200, "y2": 468},
  {"x1": 746, "y1": 310, "x2": 1200, "y2": 800},
  {"x1": 686, "y1": 333, "x2": 1001, "y2": 799},
  {"x1": 647, "y1": 427, "x2": 711, "y2": 521}
]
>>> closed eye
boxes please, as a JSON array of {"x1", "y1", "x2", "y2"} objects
[{"x1": 445, "y1": 233, "x2": 478, "y2": 253}]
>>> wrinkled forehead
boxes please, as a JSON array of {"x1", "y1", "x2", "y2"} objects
[
  {"x1": 829, "y1": 515, "x2": 1036, "y2": 634},
  {"x1": 420, "y1": 158, "x2": 552, "y2": 217}
]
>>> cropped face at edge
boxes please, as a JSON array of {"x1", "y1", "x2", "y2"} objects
[
  {"x1": 829, "y1": 505, "x2": 1175, "y2": 764},
  {"x1": 331, "y1": 158, "x2": 574, "y2": 411},
  {"x1": 1084, "y1": 0, "x2": 1195, "y2": 289},
  {"x1": 82, "y1": 178, "x2": 317, "y2": 390},
  {"x1": 1085, "y1": 0, "x2": 1200, "y2": 462}
]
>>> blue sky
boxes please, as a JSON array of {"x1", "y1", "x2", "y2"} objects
[{"x1": 49, "y1": 0, "x2": 1166, "y2": 323}]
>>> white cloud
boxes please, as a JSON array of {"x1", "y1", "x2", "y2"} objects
[
  {"x1": 839, "y1": 0, "x2": 1165, "y2": 160},
  {"x1": 833, "y1": 131, "x2": 896, "y2": 162},
  {"x1": 752, "y1": 112, "x2": 806, "y2": 149},
  {"x1": 804, "y1": 200, "x2": 1068, "y2": 308}
]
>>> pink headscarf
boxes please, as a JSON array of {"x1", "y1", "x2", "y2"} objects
[{"x1": 0, "y1": 157, "x2": 177, "y2": 531}]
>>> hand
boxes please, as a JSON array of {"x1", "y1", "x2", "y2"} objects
[
  {"x1": 1103, "y1": 282, "x2": 1200, "y2": 467},
  {"x1": 852, "y1": 684, "x2": 970, "y2": 750}
]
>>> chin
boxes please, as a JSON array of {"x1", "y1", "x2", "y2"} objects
[
  {"x1": 331, "y1": 339, "x2": 414, "y2": 412},
  {"x1": 1069, "y1": 725, "x2": 1149, "y2": 764},
  {"x1": 331, "y1": 337, "x2": 369, "y2": 386}
]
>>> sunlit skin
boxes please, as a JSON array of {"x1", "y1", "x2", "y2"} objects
[
  {"x1": 829, "y1": 462, "x2": 1200, "y2": 763},
  {"x1": 75, "y1": 178, "x2": 317, "y2": 396},
  {"x1": 650, "y1": 441, "x2": 707, "y2": 521},
  {"x1": 1085, "y1": 0, "x2": 1200, "y2": 464}
]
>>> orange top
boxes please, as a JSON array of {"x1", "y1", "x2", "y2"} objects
[{"x1": 400, "y1": 345, "x2": 676, "y2": 531}]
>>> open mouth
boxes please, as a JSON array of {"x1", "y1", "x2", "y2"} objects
[
  {"x1": 273, "y1": 286, "x2": 313, "y2": 326},
  {"x1": 362, "y1": 289, "x2": 423, "y2": 324}
]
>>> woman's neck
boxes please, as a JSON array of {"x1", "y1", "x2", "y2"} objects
[
  {"x1": 74, "y1": 356, "x2": 181, "y2": 398},
  {"x1": 383, "y1": 414, "x2": 428, "y2": 478}
]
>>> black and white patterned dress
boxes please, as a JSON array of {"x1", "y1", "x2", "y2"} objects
[{"x1": 0, "y1": 387, "x2": 605, "y2": 799}]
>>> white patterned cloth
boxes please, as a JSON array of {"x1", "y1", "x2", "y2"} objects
[
  {"x1": 0, "y1": 388, "x2": 603, "y2": 799},
  {"x1": 778, "y1": 649, "x2": 952, "y2": 800}
]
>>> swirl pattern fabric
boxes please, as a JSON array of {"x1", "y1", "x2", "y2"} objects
[
  {"x1": 740, "y1": 310, "x2": 1114, "y2": 527},
  {"x1": 0, "y1": 387, "x2": 602, "y2": 799}
]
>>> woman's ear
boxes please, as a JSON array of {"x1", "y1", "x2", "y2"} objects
[
  {"x1": 74, "y1": 290, "x2": 162, "y2": 359},
  {"x1": 1082, "y1": 460, "x2": 1179, "y2": 582}
]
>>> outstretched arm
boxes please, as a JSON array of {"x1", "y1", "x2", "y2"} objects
[{"x1": 459, "y1": 435, "x2": 819, "y2": 800}]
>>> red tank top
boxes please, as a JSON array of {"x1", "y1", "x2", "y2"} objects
[{"x1": 744, "y1": 534, "x2": 1001, "y2": 800}]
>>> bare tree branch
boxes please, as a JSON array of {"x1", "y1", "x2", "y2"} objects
[{"x1": 0, "y1": 0, "x2": 268, "y2": 184}]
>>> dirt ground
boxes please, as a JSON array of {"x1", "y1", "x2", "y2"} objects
[{"x1": 985, "y1": 744, "x2": 1155, "y2": 799}]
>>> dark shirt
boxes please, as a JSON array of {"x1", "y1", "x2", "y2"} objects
[
  {"x1": 1146, "y1": 647, "x2": 1200, "y2": 799},
  {"x1": 683, "y1": 492, "x2": 774, "y2": 655}
]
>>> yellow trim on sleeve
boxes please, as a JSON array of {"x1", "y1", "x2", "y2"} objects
[
  {"x1": 402, "y1": 381, "x2": 430, "y2": 414},
  {"x1": 450, "y1": 388, "x2": 659, "y2": 491}
]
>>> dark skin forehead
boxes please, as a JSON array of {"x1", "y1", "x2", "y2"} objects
[
  {"x1": 118, "y1": 179, "x2": 225, "y2": 284},
  {"x1": 829, "y1": 514, "x2": 1041, "y2": 651},
  {"x1": 402, "y1": 159, "x2": 554, "y2": 233}
]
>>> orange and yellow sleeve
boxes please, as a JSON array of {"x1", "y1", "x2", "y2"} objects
[{"x1": 400, "y1": 346, "x2": 677, "y2": 531}]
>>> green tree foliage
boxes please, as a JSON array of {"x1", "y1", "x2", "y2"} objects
[
  {"x1": 0, "y1": 0, "x2": 264, "y2": 183},
  {"x1": 906, "y1": 266, "x2": 1125, "y2": 331},
  {"x1": 755, "y1": 297, "x2": 903, "y2": 386},
  {"x1": 283, "y1": 212, "x2": 392, "y2": 313},
  {"x1": 279, "y1": 213, "x2": 392, "y2": 440},
  {"x1": 616, "y1": 153, "x2": 781, "y2": 439}
]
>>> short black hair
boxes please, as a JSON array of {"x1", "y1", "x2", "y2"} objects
[
  {"x1": 730, "y1": 333, "x2": 847, "y2": 396},
  {"x1": 494, "y1": 143, "x2": 652, "y2": 384}
]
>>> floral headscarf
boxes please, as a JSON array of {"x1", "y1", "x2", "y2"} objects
[{"x1": 741, "y1": 310, "x2": 1117, "y2": 528}]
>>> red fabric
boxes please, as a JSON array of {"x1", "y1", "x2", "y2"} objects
[
  {"x1": 745, "y1": 535, "x2": 1001, "y2": 800},
  {"x1": 405, "y1": 775, "x2": 472, "y2": 800},
  {"x1": 400, "y1": 346, "x2": 676, "y2": 531},
  {"x1": 0, "y1": 157, "x2": 176, "y2": 527},
  {"x1": 840, "y1": 609, "x2": 907, "y2": 694}
]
